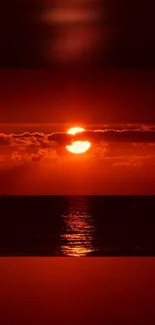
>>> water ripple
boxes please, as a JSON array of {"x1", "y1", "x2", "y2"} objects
[{"x1": 60, "y1": 198, "x2": 98, "y2": 256}]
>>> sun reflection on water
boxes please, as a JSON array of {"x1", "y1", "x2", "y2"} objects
[{"x1": 60, "y1": 197, "x2": 98, "y2": 256}]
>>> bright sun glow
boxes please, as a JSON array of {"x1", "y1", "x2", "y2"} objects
[{"x1": 66, "y1": 126, "x2": 91, "y2": 154}]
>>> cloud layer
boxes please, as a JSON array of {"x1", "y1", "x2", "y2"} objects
[
  {"x1": 2, "y1": 126, "x2": 155, "y2": 145},
  {"x1": 1, "y1": 126, "x2": 155, "y2": 194},
  {"x1": 0, "y1": 126, "x2": 155, "y2": 168}
]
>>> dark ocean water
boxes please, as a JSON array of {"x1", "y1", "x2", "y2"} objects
[{"x1": 0, "y1": 196, "x2": 155, "y2": 256}]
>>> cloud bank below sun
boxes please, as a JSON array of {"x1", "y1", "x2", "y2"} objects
[
  {"x1": 1, "y1": 125, "x2": 155, "y2": 195},
  {"x1": 0, "y1": 125, "x2": 155, "y2": 171},
  {"x1": 0, "y1": 126, "x2": 155, "y2": 158}
]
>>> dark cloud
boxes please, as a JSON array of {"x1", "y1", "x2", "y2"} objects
[
  {"x1": 47, "y1": 132, "x2": 73, "y2": 145},
  {"x1": 73, "y1": 129, "x2": 155, "y2": 143},
  {"x1": 46, "y1": 128, "x2": 155, "y2": 145}
]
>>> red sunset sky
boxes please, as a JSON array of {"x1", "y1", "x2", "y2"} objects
[
  {"x1": 0, "y1": 69, "x2": 155, "y2": 195},
  {"x1": 0, "y1": 69, "x2": 155, "y2": 125},
  {"x1": 0, "y1": 0, "x2": 155, "y2": 194}
]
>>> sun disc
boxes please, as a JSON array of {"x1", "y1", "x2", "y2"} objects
[
  {"x1": 66, "y1": 141, "x2": 91, "y2": 154},
  {"x1": 66, "y1": 126, "x2": 91, "y2": 154}
]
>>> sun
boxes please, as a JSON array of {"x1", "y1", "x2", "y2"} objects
[{"x1": 66, "y1": 126, "x2": 91, "y2": 154}]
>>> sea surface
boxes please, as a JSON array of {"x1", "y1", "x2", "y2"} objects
[{"x1": 0, "y1": 196, "x2": 155, "y2": 256}]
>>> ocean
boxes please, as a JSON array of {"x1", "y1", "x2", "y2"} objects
[{"x1": 0, "y1": 195, "x2": 155, "y2": 256}]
